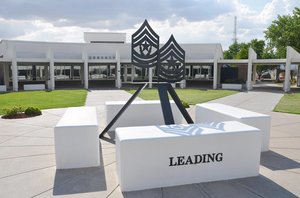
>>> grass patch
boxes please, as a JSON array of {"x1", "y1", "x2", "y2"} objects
[
  {"x1": 126, "y1": 88, "x2": 237, "y2": 105},
  {"x1": 0, "y1": 89, "x2": 87, "y2": 115},
  {"x1": 274, "y1": 93, "x2": 300, "y2": 114}
]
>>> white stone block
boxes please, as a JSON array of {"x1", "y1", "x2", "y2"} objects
[
  {"x1": 195, "y1": 103, "x2": 270, "y2": 151},
  {"x1": 54, "y1": 107, "x2": 100, "y2": 169},
  {"x1": 24, "y1": 84, "x2": 45, "y2": 91},
  {"x1": 0, "y1": 85, "x2": 7, "y2": 92},
  {"x1": 222, "y1": 83, "x2": 242, "y2": 90},
  {"x1": 105, "y1": 100, "x2": 183, "y2": 131},
  {"x1": 116, "y1": 121, "x2": 261, "y2": 192}
]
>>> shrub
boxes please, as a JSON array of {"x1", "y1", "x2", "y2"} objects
[
  {"x1": 290, "y1": 78, "x2": 297, "y2": 85},
  {"x1": 25, "y1": 107, "x2": 42, "y2": 116},
  {"x1": 181, "y1": 99, "x2": 190, "y2": 108},
  {"x1": 1, "y1": 106, "x2": 41, "y2": 119},
  {"x1": 3, "y1": 106, "x2": 25, "y2": 117}
]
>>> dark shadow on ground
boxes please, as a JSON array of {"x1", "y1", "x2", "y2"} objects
[
  {"x1": 260, "y1": 150, "x2": 300, "y2": 170},
  {"x1": 100, "y1": 130, "x2": 116, "y2": 144},
  {"x1": 121, "y1": 175, "x2": 298, "y2": 198},
  {"x1": 53, "y1": 140, "x2": 106, "y2": 195}
]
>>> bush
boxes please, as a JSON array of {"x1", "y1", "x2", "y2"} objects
[
  {"x1": 290, "y1": 78, "x2": 297, "y2": 85},
  {"x1": 25, "y1": 107, "x2": 42, "y2": 116},
  {"x1": 2, "y1": 106, "x2": 41, "y2": 119},
  {"x1": 181, "y1": 99, "x2": 190, "y2": 108},
  {"x1": 3, "y1": 106, "x2": 25, "y2": 117}
]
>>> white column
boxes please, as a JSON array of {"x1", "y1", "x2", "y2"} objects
[
  {"x1": 284, "y1": 47, "x2": 292, "y2": 92},
  {"x1": 247, "y1": 48, "x2": 257, "y2": 91},
  {"x1": 82, "y1": 49, "x2": 89, "y2": 89},
  {"x1": 148, "y1": 67, "x2": 153, "y2": 88},
  {"x1": 12, "y1": 47, "x2": 18, "y2": 91},
  {"x1": 116, "y1": 50, "x2": 121, "y2": 88},
  {"x1": 47, "y1": 48, "x2": 55, "y2": 90},
  {"x1": 247, "y1": 61, "x2": 253, "y2": 91},
  {"x1": 213, "y1": 49, "x2": 223, "y2": 89},
  {"x1": 39, "y1": 66, "x2": 43, "y2": 78},
  {"x1": 213, "y1": 60, "x2": 221, "y2": 89},
  {"x1": 252, "y1": 65, "x2": 257, "y2": 85},
  {"x1": 213, "y1": 60, "x2": 218, "y2": 89}
]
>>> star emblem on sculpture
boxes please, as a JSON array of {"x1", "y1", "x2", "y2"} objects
[
  {"x1": 141, "y1": 41, "x2": 150, "y2": 51},
  {"x1": 166, "y1": 56, "x2": 180, "y2": 71},
  {"x1": 140, "y1": 41, "x2": 152, "y2": 56}
]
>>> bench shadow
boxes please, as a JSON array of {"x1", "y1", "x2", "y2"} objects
[
  {"x1": 121, "y1": 175, "x2": 297, "y2": 197},
  {"x1": 52, "y1": 140, "x2": 107, "y2": 195},
  {"x1": 199, "y1": 174, "x2": 298, "y2": 198},
  {"x1": 260, "y1": 150, "x2": 300, "y2": 170},
  {"x1": 232, "y1": 174, "x2": 298, "y2": 197}
]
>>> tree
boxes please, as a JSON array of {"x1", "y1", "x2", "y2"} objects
[
  {"x1": 223, "y1": 39, "x2": 277, "y2": 79},
  {"x1": 250, "y1": 39, "x2": 265, "y2": 59},
  {"x1": 224, "y1": 39, "x2": 265, "y2": 59},
  {"x1": 223, "y1": 42, "x2": 240, "y2": 59},
  {"x1": 264, "y1": 7, "x2": 300, "y2": 58}
]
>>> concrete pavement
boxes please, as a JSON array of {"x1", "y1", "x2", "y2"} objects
[{"x1": 0, "y1": 89, "x2": 299, "y2": 197}]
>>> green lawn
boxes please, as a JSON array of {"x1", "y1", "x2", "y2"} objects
[
  {"x1": 0, "y1": 90, "x2": 87, "y2": 115},
  {"x1": 274, "y1": 93, "x2": 300, "y2": 114},
  {"x1": 127, "y1": 89, "x2": 237, "y2": 105}
]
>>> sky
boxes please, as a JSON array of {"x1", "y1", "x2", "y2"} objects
[{"x1": 0, "y1": 0, "x2": 299, "y2": 50}]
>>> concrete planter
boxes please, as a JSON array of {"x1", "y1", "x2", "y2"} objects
[
  {"x1": 222, "y1": 83, "x2": 242, "y2": 90},
  {"x1": 24, "y1": 84, "x2": 45, "y2": 91},
  {"x1": 0, "y1": 85, "x2": 7, "y2": 92}
]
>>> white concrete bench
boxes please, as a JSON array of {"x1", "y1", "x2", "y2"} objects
[
  {"x1": 24, "y1": 84, "x2": 45, "y2": 91},
  {"x1": 54, "y1": 107, "x2": 100, "y2": 169},
  {"x1": 105, "y1": 100, "x2": 183, "y2": 131},
  {"x1": 116, "y1": 121, "x2": 261, "y2": 192},
  {"x1": 195, "y1": 103, "x2": 270, "y2": 152},
  {"x1": 0, "y1": 85, "x2": 6, "y2": 92}
]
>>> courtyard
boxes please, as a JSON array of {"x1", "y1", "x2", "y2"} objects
[{"x1": 0, "y1": 89, "x2": 299, "y2": 197}]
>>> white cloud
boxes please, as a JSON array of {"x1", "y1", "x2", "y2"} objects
[
  {"x1": 14, "y1": 20, "x2": 102, "y2": 42},
  {"x1": 0, "y1": 0, "x2": 298, "y2": 50},
  {"x1": 221, "y1": 0, "x2": 299, "y2": 48}
]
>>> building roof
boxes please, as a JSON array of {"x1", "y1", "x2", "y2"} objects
[{"x1": 0, "y1": 40, "x2": 223, "y2": 64}]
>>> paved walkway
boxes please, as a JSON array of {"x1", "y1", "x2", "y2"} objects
[
  {"x1": 0, "y1": 90, "x2": 299, "y2": 197},
  {"x1": 208, "y1": 91, "x2": 284, "y2": 114}
]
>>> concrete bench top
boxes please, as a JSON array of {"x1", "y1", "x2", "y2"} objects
[
  {"x1": 116, "y1": 121, "x2": 259, "y2": 141},
  {"x1": 197, "y1": 103, "x2": 270, "y2": 119},
  {"x1": 56, "y1": 107, "x2": 98, "y2": 127}
]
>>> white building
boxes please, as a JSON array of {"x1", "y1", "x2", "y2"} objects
[{"x1": 0, "y1": 32, "x2": 299, "y2": 92}]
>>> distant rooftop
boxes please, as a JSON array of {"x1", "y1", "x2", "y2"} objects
[{"x1": 84, "y1": 32, "x2": 126, "y2": 44}]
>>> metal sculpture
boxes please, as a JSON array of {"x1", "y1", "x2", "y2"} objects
[
  {"x1": 158, "y1": 35, "x2": 185, "y2": 83},
  {"x1": 99, "y1": 20, "x2": 193, "y2": 138},
  {"x1": 132, "y1": 20, "x2": 159, "y2": 69}
]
